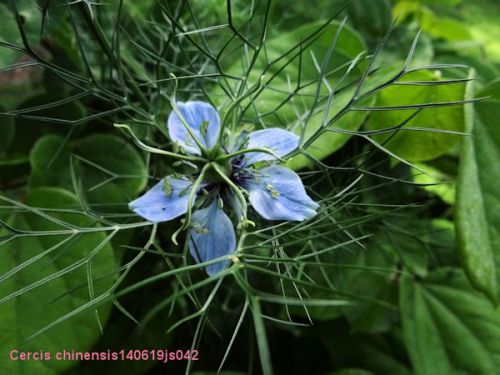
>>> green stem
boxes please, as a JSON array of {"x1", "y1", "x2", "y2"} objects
[
  {"x1": 212, "y1": 163, "x2": 248, "y2": 222},
  {"x1": 78, "y1": 4, "x2": 149, "y2": 109},
  {"x1": 217, "y1": 75, "x2": 265, "y2": 144},
  {"x1": 169, "y1": 75, "x2": 209, "y2": 154},
  {"x1": 171, "y1": 164, "x2": 210, "y2": 245}
]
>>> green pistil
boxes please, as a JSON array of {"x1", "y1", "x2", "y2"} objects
[{"x1": 162, "y1": 179, "x2": 173, "y2": 196}]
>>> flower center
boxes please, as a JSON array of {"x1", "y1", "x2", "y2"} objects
[{"x1": 204, "y1": 159, "x2": 233, "y2": 183}]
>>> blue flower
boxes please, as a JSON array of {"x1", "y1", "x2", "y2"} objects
[{"x1": 129, "y1": 101, "x2": 319, "y2": 275}]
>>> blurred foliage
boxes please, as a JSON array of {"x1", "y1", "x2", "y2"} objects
[{"x1": 0, "y1": 0, "x2": 499, "y2": 374}]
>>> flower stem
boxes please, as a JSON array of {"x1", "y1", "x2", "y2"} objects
[
  {"x1": 212, "y1": 162, "x2": 249, "y2": 222},
  {"x1": 171, "y1": 163, "x2": 210, "y2": 245},
  {"x1": 169, "y1": 74, "x2": 209, "y2": 154}
]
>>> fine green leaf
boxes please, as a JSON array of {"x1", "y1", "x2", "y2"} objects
[
  {"x1": 380, "y1": 28, "x2": 434, "y2": 68},
  {"x1": 0, "y1": 187, "x2": 117, "y2": 375},
  {"x1": 217, "y1": 21, "x2": 371, "y2": 170},
  {"x1": 400, "y1": 268, "x2": 500, "y2": 375},
  {"x1": 0, "y1": 1, "x2": 43, "y2": 66},
  {"x1": 456, "y1": 77, "x2": 500, "y2": 303}
]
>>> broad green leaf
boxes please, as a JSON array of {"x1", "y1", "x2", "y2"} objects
[
  {"x1": 0, "y1": 92, "x2": 82, "y2": 185},
  {"x1": 76, "y1": 293, "x2": 175, "y2": 375},
  {"x1": 413, "y1": 162, "x2": 455, "y2": 205},
  {"x1": 400, "y1": 268, "x2": 500, "y2": 375},
  {"x1": 379, "y1": 221, "x2": 433, "y2": 277},
  {"x1": 29, "y1": 135, "x2": 72, "y2": 188},
  {"x1": 340, "y1": 238, "x2": 399, "y2": 333},
  {"x1": 74, "y1": 134, "x2": 148, "y2": 206},
  {"x1": 331, "y1": 370, "x2": 374, "y2": 375},
  {"x1": 462, "y1": 1, "x2": 500, "y2": 60},
  {"x1": 124, "y1": 0, "x2": 157, "y2": 18},
  {"x1": 0, "y1": 187, "x2": 116, "y2": 374},
  {"x1": 286, "y1": 234, "x2": 398, "y2": 328},
  {"x1": 0, "y1": 3, "x2": 24, "y2": 67},
  {"x1": 0, "y1": 155, "x2": 29, "y2": 186},
  {"x1": 416, "y1": 0, "x2": 463, "y2": 4},
  {"x1": 12, "y1": 94, "x2": 86, "y2": 154},
  {"x1": 395, "y1": 0, "x2": 500, "y2": 59},
  {"x1": 0, "y1": 76, "x2": 45, "y2": 112},
  {"x1": 378, "y1": 218, "x2": 458, "y2": 272},
  {"x1": 434, "y1": 53, "x2": 499, "y2": 83},
  {"x1": 0, "y1": 1, "x2": 43, "y2": 67},
  {"x1": 394, "y1": 0, "x2": 463, "y2": 6},
  {"x1": 456, "y1": 78, "x2": 500, "y2": 303},
  {"x1": 0, "y1": 105, "x2": 25, "y2": 185},
  {"x1": 30, "y1": 134, "x2": 148, "y2": 209},
  {"x1": 393, "y1": 2, "x2": 472, "y2": 42},
  {"x1": 323, "y1": 323, "x2": 412, "y2": 375},
  {"x1": 347, "y1": 0, "x2": 392, "y2": 42},
  {"x1": 341, "y1": 218, "x2": 456, "y2": 333},
  {"x1": 364, "y1": 70, "x2": 465, "y2": 162},
  {"x1": 426, "y1": 219, "x2": 458, "y2": 268},
  {"x1": 216, "y1": 21, "x2": 371, "y2": 170},
  {"x1": 0, "y1": 106, "x2": 14, "y2": 154}
]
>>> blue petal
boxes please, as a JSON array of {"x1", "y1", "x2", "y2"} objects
[
  {"x1": 188, "y1": 201, "x2": 236, "y2": 276},
  {"x1": 129, "y1": 177, "x2": 192, "y2": 222},
  {"x1": 244, "y1": 166, "x2": 319, "y2": 221},
  {"x1": 167, "y1": 101, "x2": 220, "y2": 155},
  {"x1": 227, "y1": 130, "x2": 249, "y2": 153},
  {"x1": 242, "y1": 128, "x2": 299, "y2": 165}
]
